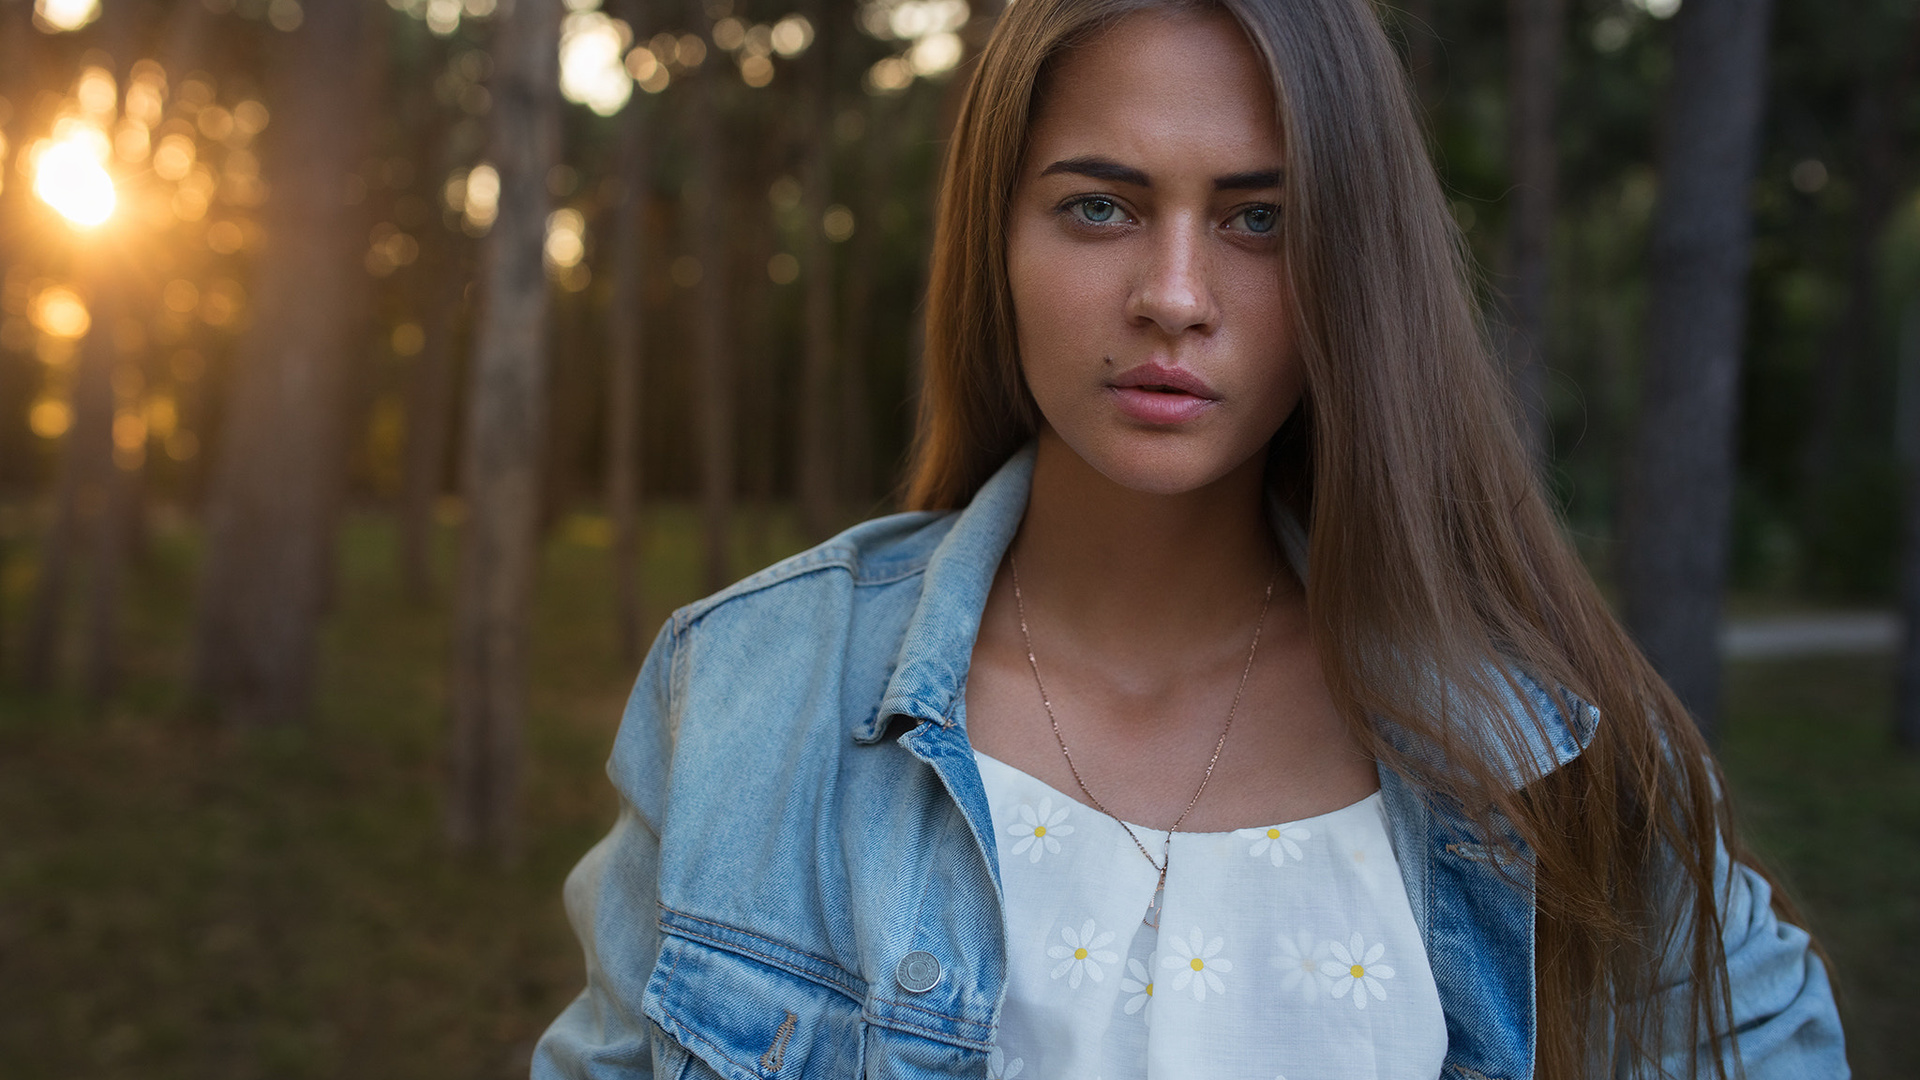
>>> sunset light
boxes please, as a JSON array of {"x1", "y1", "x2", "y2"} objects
[
  {"x1": 33, "y1": 132, "x2": 117, "y2": 228},
  {"x1": 34, "y1": 0, "x2": 99, "y2": 32}
]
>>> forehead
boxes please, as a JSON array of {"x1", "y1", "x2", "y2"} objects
[{"x1": 1026, "y1": 9, "x2": 1281, "y2": 176}]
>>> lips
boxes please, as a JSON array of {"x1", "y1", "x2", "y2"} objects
[
  {"x1": 1109, "y1": 362, "x2": 1219, "y2": 399},
  {"x1": 1106, "y1": 362, "x2": 1219, "y2": 425}
]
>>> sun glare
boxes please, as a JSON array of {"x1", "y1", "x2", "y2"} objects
[
  {"x1": 33, "y1": 132, "x2": 117, "y2": 228},
  {"x1": 560, "y1": 11, "x2": 634, "y2": 115},
  {"x1": 35, "y1": 0, "x2": 100, "y2": 32}
]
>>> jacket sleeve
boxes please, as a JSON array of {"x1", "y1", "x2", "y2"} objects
[
  {"x1": 532, "y1": 620, "x2": 681, "y2": 1079},
  {"x1": 1648, "y1": 833, "x2": 1849, "y2": 1078}
]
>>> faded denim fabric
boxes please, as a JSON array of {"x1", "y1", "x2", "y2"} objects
[{"x1": 532, "y1": 445, "x2": 1847, "y2": 1080}]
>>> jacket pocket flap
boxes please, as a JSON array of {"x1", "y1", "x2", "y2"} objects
[{"x1": 643, "y1": 922, "x2": 865, "y2": 1079}]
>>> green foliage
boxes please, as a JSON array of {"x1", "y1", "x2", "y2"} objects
[
  {"x1": 0, "y1": 507, "x2": 804, "y2": 1079},
  {"x1": 1721, "y1": 655, "x2": 1920, "y2": 1080}
]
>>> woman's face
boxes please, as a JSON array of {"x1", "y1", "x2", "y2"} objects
[{"x1": 1007, "y1": 8, "x2": 1298, "y2": 496}]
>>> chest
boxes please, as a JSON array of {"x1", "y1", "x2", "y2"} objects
[
  {"x1": 648, "y1": 690, "x2": 1542, "y2": 1080},
  {"x1": 974, "y1": 746, "x2": 1451, "y2": 1079},
  {"x1": 962, "y1": 623, "x2": 1378, "y2": 832}
]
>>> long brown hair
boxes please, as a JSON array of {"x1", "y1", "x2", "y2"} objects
[{"x1": 907, "y1": 0, "x2": 1781, "y2": 1073}]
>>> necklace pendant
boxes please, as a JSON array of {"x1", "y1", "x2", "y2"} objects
[{"x1": 1143, "y1": 884, "x2": 1164, "y2": 928}]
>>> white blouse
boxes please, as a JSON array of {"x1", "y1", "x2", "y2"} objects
[{"x1": 976, "y1": 750, "x2": 1449, "y2": 1080}]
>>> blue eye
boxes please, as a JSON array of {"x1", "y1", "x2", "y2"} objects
[
  {"x1": 1072, "y1": 197, "x2": 1120, "y2": 224},
  {"x1": 1235, "y1": 205, "x2": 1279, "y2": 234}
]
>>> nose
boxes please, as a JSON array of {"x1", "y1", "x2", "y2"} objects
[{"x1": 1125, "y1": 216, "x2": 1218, "y2": 336}]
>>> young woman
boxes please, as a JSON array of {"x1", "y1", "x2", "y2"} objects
[{"x1": 534, "y1": 0, "x2": 1847, "y2": 1075}]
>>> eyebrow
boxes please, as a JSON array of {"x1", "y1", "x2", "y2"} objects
[{"x1": 1038, "y1": 156, "x2": 1283, "y2": 191}]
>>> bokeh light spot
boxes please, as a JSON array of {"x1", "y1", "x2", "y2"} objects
[
  {"x1": 113, "y1": 410, "x2": 148, "y2": 451},
  {"x1": 463, "y1": 163, "x2": 499, "y2": 233},
  {"x1": 233, "y1": 100, "x2": 270, "y2": 135},
  {"x1": 545, "y1": 208, "x2": 587, "y2": 270},
  {"x1": 153, "y1": 133, "x2": 196, "y2": 181},
  {"x1": 31, "y1": 286, "x2": 91, "y2": 339},
  {"x1": 561, "y1": 11, "x2": 636, "y2": 115},
  {"x1": 823, "y1": 204, "x2": 856, "y2": 242},
  {"x1": 908, "y1": 31, "x2": 963, "y2": 76},
  {"x1": 162, "y1": 280, "x2": 200, "y2": 314},
  {"x1": 76, "y1": 67, "x2": 117, "y2": 116},
  {"x1": 392, "y1": 322, "x2": 427, "y2": 356},
  {"x1": 207, "y1": 220, "x2": 245, "y2": 254},
  {"x1": 35, "y1": 0, "x2": 99, "y2": 33},
  {"x1": 29, "y1": 398, "x2": 73, "y2": 439},
  {"x1": 771, "y1": 14, "x2": 813, "y2": 57},
  {"x1": 268, "y1": 0, "x2": 304, "y2": 31}
]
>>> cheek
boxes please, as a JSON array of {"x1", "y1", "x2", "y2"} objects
[
  {"x1": 1007, "y1": 218, "x2": 1117, "y2": 380},
  {"x1": 1228, "y1": 260, "x2": 1301, "y2": 408}
]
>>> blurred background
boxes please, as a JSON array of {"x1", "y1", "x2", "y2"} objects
[{"x1": 0, "y1": 0, "x2": 1915, "y2": 1075}]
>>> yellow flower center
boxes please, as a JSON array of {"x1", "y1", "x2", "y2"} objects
[
  {"x1": 1074, "y1": 948, "x2": 1087, "y2": 960},
  {"x1": 1190, "y1": 958, "x2": 1205, "y2": 971},
  {"x1": 1145, "y1": 983, "x2": 1153, "y2": 996},
  {"x1": 1266, "y1": 828, "x2": 1280, "y2": 839},
  {"x1": 1350, "y1": 964, "x2": 1366, "y2": 979},
  {"x1": 1033, "y1": 825, "x2": 1046, "y2": 837}
]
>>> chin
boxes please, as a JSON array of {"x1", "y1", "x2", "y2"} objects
[{"x1": 1048, "y1": 423, "x2": 1265, "y2": 497}]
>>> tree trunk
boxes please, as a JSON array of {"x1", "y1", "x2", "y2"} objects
[
  {"x1": 1797, "y1": 16, "x2": 1919, "y2": 576},
  {"x1": 797, "y1": 0, "x2": 837, "y2": 541},
  {"x1": 445, "y1": 0, "x2": 561, "y2": 855},
  {"x1": 538, "y1": 293, "x2": 594, "y2": 535},
  {"x1": 21, "y1": 277, "x2": 115, "y2": 691},
  {"x1": 838, "y1": 95, "x2": 898, "y2": 508},
  {"x1": 189, "y1": 0, "x2": 367, "y2": 725},
  {"x1": 687, "y1": 0, "x2": 736, "y2": 593},
  {"x1": 82, "y1": 424, "x2": 136, "y2": 703},
  {"x1": 399, "y1": 243, "x2": 467, "y2": 604},
  {"x1": 16, "y1": 0, "x2": 143, "y2": 696},
  {"x1": 1501, "y1": 0, "x2": 1566, "y2": 468},
  {"x1": 607, "y1": 103, "x2": 649, "y2": 665},
  {"x1": 1618, "y1": 0, "x2": 1775, "y2": 743}
]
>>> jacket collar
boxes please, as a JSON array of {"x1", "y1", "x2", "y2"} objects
[
  {"x1": 858, "y1": 444, "x2": 1036, "y2": 742},
  {"x1": 855, "y1": 443, "x2": 1599, "y2": 786}
]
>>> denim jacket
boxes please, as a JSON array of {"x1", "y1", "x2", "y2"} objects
[{"x1": 533, "y1": 446, "x2": 1847, "y2": 1080}]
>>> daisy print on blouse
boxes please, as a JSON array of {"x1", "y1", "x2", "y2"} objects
[
  {"x1": 1320, "y1": 931, "x2": 1396, "y2": 1009},
  {"x1": 1048, "y1": 919, "x2": 1119, "y2": 988},
  {"x1": 986, "y1": 1046, "x2": 1023, "y2": 1079},
  {"x1": 1008, "y1": 797, "x2": 1074, "y2": 863},
  {"x1": 1162, "y1": 928, "x2": 1232, "y2": 1001},
  {"x1": 1235, "y1": 822, "x2": 1310, "y2": 866},
  {"x1": 1120, "y1": 957, "x2": 1155, "y2": 1024},
  {"x1": 1273, "y1": 928, "x2": 1330, "y2": 1001}
]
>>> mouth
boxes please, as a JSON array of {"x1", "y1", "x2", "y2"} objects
[
  {"x1": 1105, "y1": 362, "x2": 1220, "y2": 425},
  {"x1": 1107, "y1": 362, "x2": 1219, "y2": 400}
]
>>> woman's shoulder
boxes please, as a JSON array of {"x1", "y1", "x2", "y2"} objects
[
  {"x1": 610, "y1": 508, "x2": 964, "y2": 818},
  {"x1": 669, "y1": 508, "x2": 958, "y2": 633},
  {"x1": 629, "y1": 508, "x2": 962, "y2": 752}
]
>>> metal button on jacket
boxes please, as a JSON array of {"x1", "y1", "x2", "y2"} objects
[{"x1": 895, "y1": 951, "x2": 941, "y2": 993}]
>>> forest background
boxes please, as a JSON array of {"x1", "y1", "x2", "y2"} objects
[{"x1": 1, "y1": 0, "x2": 1917, "y2": 1075}]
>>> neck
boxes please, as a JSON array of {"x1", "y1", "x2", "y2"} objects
[{"x1": 1013, "y1": 426, "x2": 1288, "y2": 654}]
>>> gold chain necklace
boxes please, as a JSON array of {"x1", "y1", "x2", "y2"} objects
[{"x1": 1008, "y1": 551, "x2": 1277, "y2": 928}]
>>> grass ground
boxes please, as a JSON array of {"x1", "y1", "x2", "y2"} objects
[{"x1": 0, "y1": 506, "x2": 1913, "y2": 1078}]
